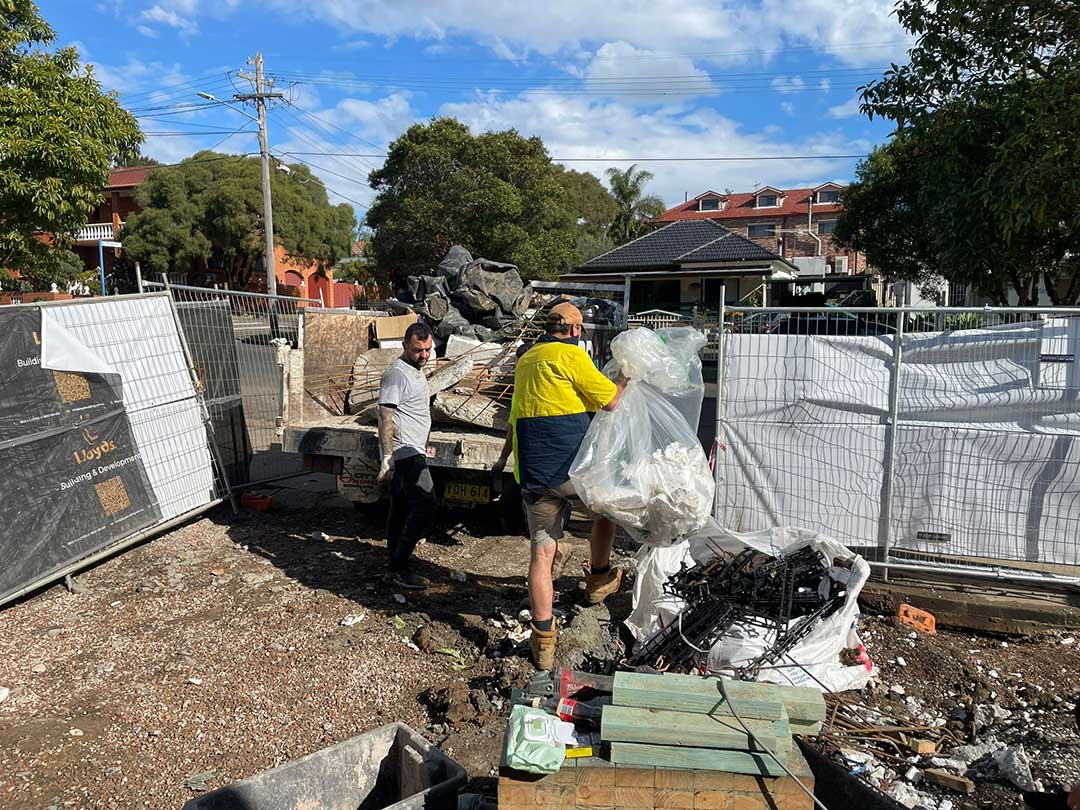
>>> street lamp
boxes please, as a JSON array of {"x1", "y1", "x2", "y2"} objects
[
  {"x1": 198, "y1": 80, "x2": 282, "y2": 336},
  {"x1": 196, "y1": 87, "x2": 278, "y2": 303}
]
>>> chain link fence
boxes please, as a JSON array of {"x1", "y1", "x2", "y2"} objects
[
  {"x1": 715, "y1": 304, "x2": 1080, "y2": 584},
  {"x1": 142, "y1": 281, "x2": 322, "y2": 485}
]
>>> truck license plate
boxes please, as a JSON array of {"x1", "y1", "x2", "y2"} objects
[{"x1": 444, "y1": 481, "x2": 490, "y2": 504}]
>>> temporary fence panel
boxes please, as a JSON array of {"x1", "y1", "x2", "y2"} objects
[
  {"x1": 716, "y1": 306, "x2": 1080, "y2": 577},
  {"x1": 143, "y1": 282, "x2": 321, "y2": 484},
  {"x1": 0, "y1": 293, "x2": 224, "y2": 606}
]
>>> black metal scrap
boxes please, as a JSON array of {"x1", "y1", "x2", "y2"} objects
[{"x1": 629, "y1": 544, "x2": 848, "y2": 676}]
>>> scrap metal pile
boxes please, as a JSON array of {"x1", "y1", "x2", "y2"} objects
[{"x1": 629, "y1": 545, "x2": 850, "y2": 676}]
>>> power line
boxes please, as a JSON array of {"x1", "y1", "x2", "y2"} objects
[
  {"x1": 142, "y1": 130, "x2": 255, "y2": 136},
  {"x1": 204, "y1": 124, "x2": 257, "y2": 153},
  {"x1": 273, "y1": 150, "x2": 868, "y2": 162},
  {"x1": 275, "y1": 65, "x2": 883, "y2": 85},
  {"x1": 272, "y1": 150, "x2": 372, "y2": 209},
  {"x1": 135, "y1": 117, "x2": 242, "y2": 128},
  {"x1": 266, "y1": 38, "x2": 910, "y2": 67},
  {"x1": 113, "y1": 152, "x2": 260, "y2": 172},
  {"x1": 286, "y1": 100, "x2": 384, "y2": 157},
  {"x1": 268, "y1": 105, "x2": 377, "y2": 186},
  {"x1": 274, "y1": 74, "x2": 874, "y2": 98},
  {"x1": 116, "y1": 72, "x2": 235, "y2": 104}
]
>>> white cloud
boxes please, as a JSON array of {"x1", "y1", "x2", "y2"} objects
[
  {"x1": 331, "y1": 93, "x2": 417, "y2": 146},
  {"x1": 136, "y1": 24, "x2": 160, "y2": 38},
  {"x1": 135, "y1": 0, "x2": 242, "y2": 36},
  {"x1": 819, "y1": 78, "x2": 831, "y2": 92},
  {"x1": 828, "y1": 95, "x2": 863, "y2": 119},
  {"x1": 439, "y1": 91, "x2": 867, "y2": 206},
  {"x1": 584, "y1": 42, "x2": 713, "y2": 101},
  {"x1": 771, "y1": 75, "x2": 806, "y2": 94},
  {"x1": 780, "y1": 101, "x2": 795, "y2": 116},
  {"x1": 141, "y1": 5, "x2": 198, "y2": 36},
  {"x1": 267, "y1": 0, "x2": 911, "y2": 67}
]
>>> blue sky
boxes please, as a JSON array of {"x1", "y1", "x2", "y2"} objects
[{"x1": 43, "y1": 0, "x2": 909, "y2": 220}]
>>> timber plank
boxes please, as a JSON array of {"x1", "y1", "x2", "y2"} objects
[
  {"x1": 600, "y1": 706, "x2": 790, "y2": 754},
  {"x1": 613, "y1": 673, "x2": 786, "y2": 721},
  {"x1": 608, "y1": 743, "x2": 789, "y2": 775}
]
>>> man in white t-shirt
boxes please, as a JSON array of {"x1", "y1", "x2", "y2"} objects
[{"x1": 377, "y1": 322, "x2": 435, "y2": 591}]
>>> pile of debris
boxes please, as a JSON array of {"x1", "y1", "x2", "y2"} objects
[
  {"x1": 390, "y1": 245, "x2": 532, "y2": 342},
  {"x1": 629, "y1": 543, "x2": 851, "y2": 675}
]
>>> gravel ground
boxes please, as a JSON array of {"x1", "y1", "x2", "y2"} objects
[
  {"x1": 814, "y1": 613, "x2": 1080, "y2": 809},
  {"x1": 1, "y1": 486, "x2": 1077, "y2": 810}
]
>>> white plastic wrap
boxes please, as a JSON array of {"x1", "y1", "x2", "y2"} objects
[
  {"x1": 570, "y1": 327, "x2": 713, "y2": 547},
  {"x1": 629, "y1": 522, "x2": 876, "y2": 693}
]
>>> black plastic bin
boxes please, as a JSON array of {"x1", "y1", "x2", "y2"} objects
[{"x1": 182, "y1": 723, "x2": 467, "y2": 810}]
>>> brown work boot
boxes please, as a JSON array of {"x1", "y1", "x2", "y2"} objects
[
  {"x1": 530, "y1": 619, "x2": 558, "y2": 670},
  {"x1": 584, "y1": 565, "x2": 623, "y2": 605},
  {"x1": 551, "y1": 546, "x2": 574, "y2": 580}
]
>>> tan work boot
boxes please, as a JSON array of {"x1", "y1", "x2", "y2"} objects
[
  {"x1": 584, "y1": 566, "x2": 623, "y2": 605},
  {"x1": 530, "y1": 619, "x2": 558, "y2": 670}
]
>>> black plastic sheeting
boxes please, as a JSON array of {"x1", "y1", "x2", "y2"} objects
[{"x1": 0, "y1": 307, "x2": 161, "y2": 603}]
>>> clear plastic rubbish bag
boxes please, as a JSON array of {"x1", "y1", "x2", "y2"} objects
[
  {"x1": 604, "y1": 326, "x2": 707, "y2": 430},
  {"x1": 571, "y1": 327, "x2": 713, "y2": 547}
]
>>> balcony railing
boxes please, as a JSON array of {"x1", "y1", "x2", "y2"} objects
[{"x1": 74, "y1": 222, "x2": 122, "y2": 243}]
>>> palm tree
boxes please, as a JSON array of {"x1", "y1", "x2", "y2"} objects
[{"x1": 605, "y1": 164, "x2": 666, "y2": 244}]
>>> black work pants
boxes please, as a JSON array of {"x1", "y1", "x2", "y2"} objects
[{"x1": 386, "y1": 454, "x2": 436, "y2": 571}]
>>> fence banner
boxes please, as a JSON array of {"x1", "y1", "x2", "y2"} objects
[
  {"x1": 0, "y1": 309, "x2": 123, "y2": 443},
  {"x1": 0, "y1": 410, "x2": 161, "y2": 597},
  {"x1": 719, "y1": 321, "x2": 1080, "y2": 567},
  {"x1": 0, "y1": 295, "x2": 220, "y2": 605}
]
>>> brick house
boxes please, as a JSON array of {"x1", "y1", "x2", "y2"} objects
[
  {"x1": 70, "y1": 166, "x2": 352, "y2": 305},
  {"x1": 652, "y1": 183, "x2": 866, "y2": 277},
  {"x1": 72, "y1": 165, "x2": 151, "y2": 286}
]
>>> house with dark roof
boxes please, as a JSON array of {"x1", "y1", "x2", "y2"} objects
[
  {"x1": 562, "y1": 220, "x2": 797, "y2": 313},
  {"x1": 652, "y1": 183, "x2": 865, "y2": 276}
]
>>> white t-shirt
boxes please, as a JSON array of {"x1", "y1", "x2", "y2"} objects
[{"x1": 378, "y1": 358, "x2": 431, "y2": 460}]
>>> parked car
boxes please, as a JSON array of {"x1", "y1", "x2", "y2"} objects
[{"x1": 771, "y1": 312, "x2": 895, "y2": 335}]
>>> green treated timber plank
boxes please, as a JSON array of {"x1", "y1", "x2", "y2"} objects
[
  {"x1": 633, "y1": 672, "x2": 825, "y2": 723},
  {"x1": 613, "y1": 672, "x2": 825, "y2": 724},
  {"x1": 612, "y1": 672, "x2": 786, "y2": 721},
  {"x1": 600, "y1": 706, "x2": 791, "y2": 754},
  {"x1": 609, "y1": 742, "x2": 789, "y2": 775},
  {"x1": 718, "y1": 678, "x2": 826, "y2": 723},
  {"x1": 789, "y1": 718, "x2": 824, "y2": 736}
]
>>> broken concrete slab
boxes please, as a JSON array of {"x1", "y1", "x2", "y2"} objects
[
  {"x1": 432, "y1": 392, "x2": 509, "y2": 431},
  {"x1": 426, "y1": 356, "x2": 475, "y2": 395}
]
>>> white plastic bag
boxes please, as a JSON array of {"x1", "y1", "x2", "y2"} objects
[
  {"x1": 570, "y1": 327, "x2": 713, "y2": 547},
  {"x1": 629, "y1": 521, "x2": 876, "y2": 693}
]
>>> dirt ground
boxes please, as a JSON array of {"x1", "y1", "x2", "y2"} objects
[{"x1": 1, "y1": 478, "x2": 1078, "y2": 810}]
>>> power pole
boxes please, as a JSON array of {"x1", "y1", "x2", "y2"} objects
[{"x1": 235, "y1": 53, "x2": 284, "y2": 299}]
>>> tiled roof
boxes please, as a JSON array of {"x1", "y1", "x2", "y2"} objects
[
  {"x1": 678, "y1": 231, "x2": 779, "y2": 263},
  {"x1": 654, "y1": 187, "x2": 843, "y2": 223},
  {"x1": 578, "y1": 220, "x2": 781, "y2": 271},
  {"x1": 107, "y1": 166, "x2": 152, "y2": 189}
]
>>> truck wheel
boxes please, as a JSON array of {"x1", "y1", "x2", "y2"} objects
[{"x1": 498, "y1": 477, "x2": 527, "y2": 535}]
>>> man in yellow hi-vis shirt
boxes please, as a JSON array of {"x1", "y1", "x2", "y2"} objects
[{"x1": 493, "y1": 302, "x2": 628, "y2": 670}]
